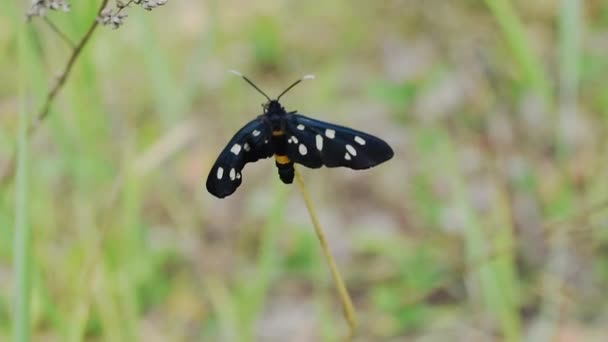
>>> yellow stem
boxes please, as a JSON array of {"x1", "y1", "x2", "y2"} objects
[{"x1": 294, "y1": 166, "x2": 357, "y2": 340}]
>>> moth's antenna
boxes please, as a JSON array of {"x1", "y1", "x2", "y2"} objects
[
  {"x1": 277, "y1": 74, "x2": 315, "y2": 101},
  {"x1": 229, "y1": 70, "x2": 271, "y2": 101}
]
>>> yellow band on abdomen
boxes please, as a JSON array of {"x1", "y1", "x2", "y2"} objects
[{"x1": 274, "y1": 154, "x2": 290, "y2": 164}]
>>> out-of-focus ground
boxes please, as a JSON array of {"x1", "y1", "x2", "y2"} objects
[{"x1": 2, "y1": 1, "x2": 608, "y2": 341}]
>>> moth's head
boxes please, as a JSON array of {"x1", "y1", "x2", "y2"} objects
[{"x1": 263, "y1": 100, "x2": 284, "y2": 114}]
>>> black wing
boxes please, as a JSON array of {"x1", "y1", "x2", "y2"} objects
[
  {"x1": 206, "y1": 118, "x2": 273, "y2": 198},
  {"x1": 284, "y1": 113, "x2": 394, "y2": 169}
]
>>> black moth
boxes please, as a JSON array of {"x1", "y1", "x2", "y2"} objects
[{"x1": 206, "y1": 72, "x2": 394, "y2": 198}]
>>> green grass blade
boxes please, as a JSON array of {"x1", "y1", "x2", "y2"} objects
[
  {"x1": 484, "y1": 0, "x2": 552, "y2": 102},
  {"x1": 425, "y1": 127, "x2": 521, "y2": 341},
  {"x1": 13, "y1": 14, "x2": 32, "y2": 342},
  {"x1": 237, "y1": 183, "x2": 290, "y2": 340},
  {"x1": 205, "y1": 277, "x2": 240, "y2": 342},
  {"x1": 531, "y1": 1, "x2": 583, "y2": 340},
  {"x1": 558, "y1": 0, "x2": 582, "y2": 142}
]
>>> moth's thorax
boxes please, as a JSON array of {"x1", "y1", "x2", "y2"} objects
[{"x1": 264, "y1": 100, "x2": 288, "y2": 131}]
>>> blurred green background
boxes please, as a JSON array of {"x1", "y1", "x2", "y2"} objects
[{"x1": 2, "y1": 0, "x2": 608, "y2": 341}]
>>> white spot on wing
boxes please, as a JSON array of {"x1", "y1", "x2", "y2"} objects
[
  {"x1": 354, "y1": 136, "x2": 366, "y2": 145},
  {"x1": 346, "y1": 144, "x2": 357, "y2": 156},
  {"x1": 237, "y1": 172, "x2": 241, "y2": 179},
  {"x1": 316, "y1": 135, "x2": 323, "y2": 151},
  {"x1": 230, "y1": 144, "x2": 242, "y2": 155},
  {"x1": 299, "y1": 144, "x2": 308, "y2": 155},
  {"x1": 252, "y1": 130, "x2": 261, "y2": 137},
  {"x1": 291, "y1": 136, "x2": 299, "y2": 144},
  {"x1": 217, "y1": 167, "x2": 224, "y2": 179},
  {"x1": 344, "y1": 153, "x2": 351, "y2": 161},
  {"x1": 297, "y1": 124, "x2": 305, "y2": 131},
  {"x1": 325, "y1": 129, "x2": 335, "y2": 139},
  {"x1": 288, "y1": 138, "x2": 293, "y2": 144},
  {"x1": 244, "y1": 143, "x2": 251, "y2": 152},
  {"x1": 230, "y1": 168, "x2": 236, "y2": 181}
]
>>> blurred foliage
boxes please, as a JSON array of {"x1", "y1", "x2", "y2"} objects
[{"x1": 2, "y1": 0, "x2": 608, "y2": 341}]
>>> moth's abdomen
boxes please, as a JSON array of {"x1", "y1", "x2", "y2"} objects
[
  {"x1": 271, "y1": 131, "x2": 293, "y2": 184},
  {"x1": 274, "y1": 155, "x2": 294, "y2": 184},
  {"x1": 276, "y1": 161, "x2": 294, "y2": 184}
]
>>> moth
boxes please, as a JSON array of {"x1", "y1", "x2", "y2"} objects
[{"x1": 206, "y1": 72, "x2": 394, "y2": 198}]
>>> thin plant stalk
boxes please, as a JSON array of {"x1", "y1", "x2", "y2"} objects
[
  {"x1": 484, "y1": 0, "x2": 552, "y2": 103},
  {"x1": 13, "y1": 15, "x2": 31, "y2": 342},
  {"x1": 294, "y1": 167, "x2": 356, "y2": 340},
  {"x1": 558, "y1": 0, "x2": 581, "y2": 146},
  {"x1": 533, "y1": 1, "x2": 582, "y2": 341},
  {"x1": 0, "y1": 0, "x2": 110, "y2": 186},
  {"x1": 43, "y1": 17, "x2": 76, "y2": 48}
]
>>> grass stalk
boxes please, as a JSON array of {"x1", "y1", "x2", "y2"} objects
[
  {"x1": 418, "y1": 127, "x2": 520, "y2": 340},
  {"x1": 558, "y1": 0, "x2": 582, "y2": 145},
  {"x1": 0, "y1": 0, "x2": 110, "y2": 186},
  {"x1": 294, "y1": 167, "x2": 356, "y2": 340},
  {"x1": 532, "y1": 1, "x2": 583, "y2": 340},
  {"x1": 13, "y1": 16, "x2": 31, "y2": 342},
  {"x1": 484, "y1": 0, "x2": 552, "y2": 103},
  {"x1": 233, "y1": 182, "x2": 289, "y2": 341}
]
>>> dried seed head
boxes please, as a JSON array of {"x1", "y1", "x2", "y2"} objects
[
  {"x1": 26, "y1": 0, "x2": 70, "y2": 20},
  {"x1": 98, "y1": 8, "x2": 128, "y2": 29},
  {"x1": 140, "y1": 0, "x2": 168, "y2": 11},
  {"x1": 97, "y1": 0, "x2": 170, "y2": 29}
]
